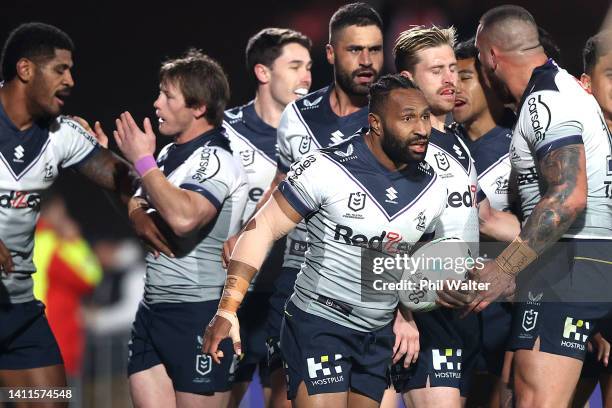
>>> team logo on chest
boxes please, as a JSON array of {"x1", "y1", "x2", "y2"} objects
[
  {"x1": 414, "y1": 210, "x2": 426, "y2": 231},
  {"x1": 495, "y1": 176, "x2": 509, "y2": 194},
  {"x1": 347, "y1": 192, "x2": 366, "y2": 212},
  {"x1": 13, "y1": 145, "x2": 24, "y2": 163},
  {"x1": 434, "y1": 152, "x2": 450, "y2": 171},
  {"x1": 299, "y1": 135, "x2": 311, "y2": 154},
  {"x1": 239, "y1": 149, "x2": 255, "y2": 167},
  {"x1": 43, "y1": 162, "x2": 55, "y2": 181},
  {"x1": 330, "y1": 130, "x2": 344, "y2": 145}
]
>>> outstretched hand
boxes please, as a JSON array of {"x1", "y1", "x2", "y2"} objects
[{"x1": 113, "y1": 112, "x2": 156, "y2": 163}]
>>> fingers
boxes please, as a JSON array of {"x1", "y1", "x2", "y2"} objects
[
  {"x1": 0, "y1": 242, "x2": 13, "y2": 274},
  {"x1": 202, "y1": 331, "x2": 223, "y2": 365},
  {"x1": 143, "y1": 117, "x2": 154, "y2": 135},
  {"x1": 123, "y1": 111, "x2": 139, "y2": 134},
  {"x1": 233, "y1": 341, "x2": 242, "y2": 357},
  {"x1": 406, "y1": 337, "x2": 419, "y2": 367},
  {"x1": 94, "y1": 121, "x2": 109, "y2": 148},
  {"x1": 392, "y1": 338, "x2": 408, "y2": 365},
  {"x1": 221, "y1": 241, "x2": 231, "y2": 269}
]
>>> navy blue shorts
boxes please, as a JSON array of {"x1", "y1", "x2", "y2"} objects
[
  {"x1": 281, "y1": 300, "x2": 394, "y2": 403},
  {"x1": 476, "y1": 302, "x2": 512, "y2": 377},
  {"x1": 391, "y1": 308, "x2": 480, "y2": 397},
  {"x1": 234, "y1": 292, "x2": 271, "y2": 387},
  {"x1": 127, "y1": 300, "x2": 236, "y2": 395},
  {"x1": 266, "y1": 267, "x2": 299, "y2": 372},
  {"x1": 0, "y1": 300, "x2": 63, "y2": 369},
  {"x1": 510, "y1": 239, "x2": 612, "y2": 360}
]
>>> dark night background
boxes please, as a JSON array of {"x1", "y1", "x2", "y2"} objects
[{"x1": 0, "y1": 0, "x2": 609, "y2": 241}]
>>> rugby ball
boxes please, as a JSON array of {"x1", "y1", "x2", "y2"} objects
[{"x1": 398, "y1": 237, "x2": 472, "y2": 312}]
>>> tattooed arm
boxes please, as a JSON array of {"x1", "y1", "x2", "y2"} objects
[
  {"x1": 76, "y1": 148, "x2": 139, "y2": 205},
  {"x1": 437, "y1": 144, "x2": 587, "y2": 312},
  {"x1": 519, "y1": 144, "x2": 587, "y2": 253}
]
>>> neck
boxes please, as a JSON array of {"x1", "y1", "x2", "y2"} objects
[
  {"x1": 175, "y1": 121, "x2": 215, "y2": 144},
  {"x1": 431, "y1": 113, "x2": 447, "y2": 132},
  {"x1": 0, "y1": 82, "x2": 36, "y2": 130},
  {"x1": 364, "y1": 131, "x2": 408, "y2": 172},
  {"x1": 508, "y1": 54, "x2": 549, "y2": 104},
  {"x1": 253, "y1": 89, "x2": 284, "y2": 128},
  {"x1": 463, "y1": 109, "x2": 498, "y2": 141},
  {"x1": 329, "y1": 82, "x2": 367, "y2": 117}
]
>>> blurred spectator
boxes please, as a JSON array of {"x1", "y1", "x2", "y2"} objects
[{"x1": 33, "y1": 194, "x2": 103, "y2": 378}]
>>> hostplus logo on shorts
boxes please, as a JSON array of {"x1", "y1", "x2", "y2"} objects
[
  {"x1": 561, "y1": 317, "x2": 590, "y2": 351},
  {"x1": 432, "y1": 349, "x2": 462, "y2": 379},
  {"x1": 307, "y1": 354, "x2": 344, "y2": 386}
]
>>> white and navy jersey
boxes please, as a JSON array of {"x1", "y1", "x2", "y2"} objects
[
  {"x1": 223, "y1": 101, "x2": 277, "y2": 223},
  {"x1": 277, "y1": 85, "x2": 369, "y2": 270},
  {"x1": 511, "y1": 59, "x2": 612, "y2": 239},
  {"x1": 143, "y1": 129, "x2": 248, "y2": 304},
  {"x1": 223, "y1": 101, "x2": 284, "y2": 292},
  {"x1": 280, "y1": 136, "x2": 446, "y2": 331},
  {"x1": 425, "y1": 129, "x2": 479, "y2": 254},
  {"x1": 453, "y1": 124, "x2": 513, "y2": 211},
  {"x1": 0, "y1": 106, "x2": 99, "y2": 303}
]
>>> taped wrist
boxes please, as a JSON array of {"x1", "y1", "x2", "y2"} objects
[
  {"x1": 218, "y1": 275, "x2": 250, "y2": 314},
  {"x1": 495, "y1": 236, "x2": 538, "y2": 276}
]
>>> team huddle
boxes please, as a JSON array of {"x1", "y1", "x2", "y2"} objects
[{"x1": 0, "y1": 3, "x2": 611, "y2": 408}]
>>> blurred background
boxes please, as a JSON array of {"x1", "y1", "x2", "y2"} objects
[{"x1": 0, "y1": 0, "x2": 609, "y2": 406}]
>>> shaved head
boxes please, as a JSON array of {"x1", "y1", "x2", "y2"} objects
[{"x1": 479, "y1": 5, "x2": 541, "y2": 53}]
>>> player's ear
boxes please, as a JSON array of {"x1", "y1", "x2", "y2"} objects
[
  {"x1": 399, "y1": 70, "x2": 413, "y2": 81},
  {"x1": 15, "y1": 58, "x2": 34, "y2": 82},
  {"x1": 193, "y1": 104, "x2": 207, "y2": 120},
  {"x1": 368, "y1": 112, "x2": 381, "y2": 135},
  {"x1": 326, "y1": 43, "x2": 335, "y2": 65},
  {"x1": 580, "y1": 73, "x2": 592, "y2": 92},
  {"x1": 254, "y1": 63, "x2": 270, "y2": 85}
]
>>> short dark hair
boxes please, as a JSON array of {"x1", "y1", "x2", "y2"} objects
[
  {"x1": 538, "y1": 26, "x2": 562, "y2": 63},
  {"x1": 454, "y1": 37, "x2": 478, "y2": 61},
  {"x1": 159, "y1": 49, "x2": 230, "y2": 128},
  {"x1": 583, "y1": 30, "x2": 612, "y2": 75},
  {"x1": 329, "y1": 2, "x2": 383, "y2": 43},
  {"x1": 1, "y1": 22, "x2": 74, "y2": 81},
  {"x1": 369, "y1": 74, "x2": 419, "y2": 115},
  {"x1": 480, "y1": 5, "x2": 537, "y2": 31},
  {"x1": 245, "y1": 28, "x2": 311, "y2": 84}
]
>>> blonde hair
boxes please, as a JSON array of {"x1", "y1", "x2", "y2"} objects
[{"x1": 394, "y1": 25, "x2": 457, "y2": 72}]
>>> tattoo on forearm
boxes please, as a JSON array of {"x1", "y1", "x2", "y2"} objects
[
  {"x1": 520, "y1": 144, "x2": 585, "y2": 254},
  {"x1": 77, "y1": 149, "x2": 140, "y2": 204}
]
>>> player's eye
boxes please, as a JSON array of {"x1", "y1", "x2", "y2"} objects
[
  {"x1": 432, "y1": 69, "x2": 441, "y2": 75},
  {"x1": 422, "y1": 113, "x2": 430, "y2": 120}
]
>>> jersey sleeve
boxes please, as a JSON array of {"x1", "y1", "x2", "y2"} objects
[
  {"x1": 178, "y1": 148, "x2": 233, "y2": 211},
  {"x1": 521, "y1": 92, "x2": 584, "y2": 161},
  {"x1": 277, "y1": 153, "x2": 325, "y2": 219},
  {"x1": 57, "y1": 117, "x2": 100, "y2": 168},
  {"x1": 276, "y1": 102, "x2": 307, "y2": 174}
]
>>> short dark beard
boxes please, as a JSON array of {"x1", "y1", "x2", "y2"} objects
[
  {"x1": 380, "y1": 125, "x2": 425, "y2": 165},
  {"x1": 335, "y1": 66, "x2": 378, "y2": 97},
  {"x1": 484, "y1": 66, "x2": 513, "y2": 104}
]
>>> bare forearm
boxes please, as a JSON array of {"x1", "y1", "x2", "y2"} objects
[
  {"x1": 141, "y1": 170, "x2": 202, "y2": 230},
  {"x1": 78, "y1": 148, "x2": 139, "y2": 206},
  {"x1": 480, "y1": 208, "x2": 521, "y2": 242}
]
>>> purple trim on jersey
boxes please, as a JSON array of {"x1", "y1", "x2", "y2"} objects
[
  {"x1": 323, "y1": 155, "x2": 439, "y2": 222},
  {"x1": 0, "y1": 138, "x2": 52, "y2": 181},
  {"x1": 535, "y1": 135, "x2": 584, "y2": 161},
  {"x1": 278, "y1": 180, "x2": 316, "y2": 218},
  {"x1": 179, "y1": 183, "x2": 222, "y2": 210},
  {"x1": 477, "y1": 153, "x2": 509, "y2": 181}
]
